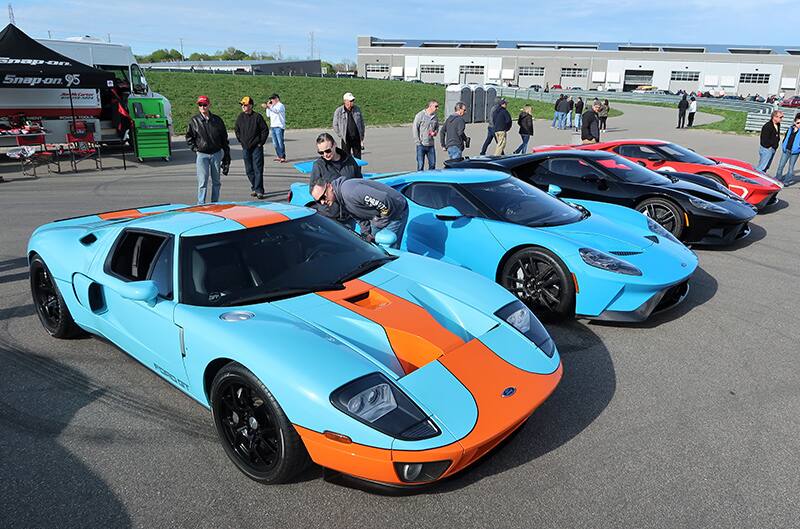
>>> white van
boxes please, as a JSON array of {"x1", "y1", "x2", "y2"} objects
[{"x1": 1, "y1": 36, "x2": 171, "y2": 143}]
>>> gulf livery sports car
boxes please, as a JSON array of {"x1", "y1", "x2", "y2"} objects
[
  {"x1": 445, "y1": 151, "x2": 757, "y2": 246},
  {"x1": 289, "y1": 169, "x2": 699, "y2": 322},
  {"x1": 535, "y1": 140, "x2": 782, "y2": 209},
  {"x1": 28, "y1": 202, "x2": 561, "y2": 487}
]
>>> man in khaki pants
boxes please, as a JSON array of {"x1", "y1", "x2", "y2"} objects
[{"x1": 493, "y1": 99, "x2": 512, "y2": 155}]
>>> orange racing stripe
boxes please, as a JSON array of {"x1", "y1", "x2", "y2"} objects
[
  {"x1": 97, "y1": 204, "x2": 289, "y2": 228},
  {"x1": 317, "y1": 279, "x2": 465, "y2": 374}
]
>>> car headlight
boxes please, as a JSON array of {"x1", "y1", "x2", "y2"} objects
[
  {"x1": 730, "y1": 172, "x2": 759, "y2": 185},
  {"x1": 646, "y1": 217, "x2": 682, "y2": 245},
  {"x1": 579, "y1": 248, "x2": 642, "y2": 276},
  {"x1": 495, "y1": 300, "x2": 555, "y2": 358},
  {"x1": 689, "y1": 196, "x2": 728, "y2": 214},
  {"x1": 330, "y1": 373, "x2": 440, "y2": 440}
]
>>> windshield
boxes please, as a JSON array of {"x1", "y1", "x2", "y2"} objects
[
  {"x1": 180, "y1": 215, "x2": 393, "y2": 307},
  {"x1": 594, "y1": 156, "x2": 671, "y2": 185},
  {"x1": 463, "y1": 177, "x2": 583, "y2": 227},
  {"x1": 657, "y1": 143, "x2": 715, "y2": 165}
]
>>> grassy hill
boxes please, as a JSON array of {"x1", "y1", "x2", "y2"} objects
[
  {"x1": 148, "y1": 72, "x2": 446, "y2": 134},
  {"x1": 147, "y1": 71, "x2": 623, "y2": 134}
]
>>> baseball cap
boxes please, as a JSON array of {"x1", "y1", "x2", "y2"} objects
[
  {"x1": 343, "y1": 92, "x2": 355, "y2": 101},
  {"x1": 240, "y1": 96, "x2": 254, "y2": 105},
  {"x1": 196, "y1": 95, "x2": 210, "y2": 105}
]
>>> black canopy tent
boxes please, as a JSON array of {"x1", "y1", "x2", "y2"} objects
[{"x1": 0, "y1": 23, "x2": 115, "y2": 128}]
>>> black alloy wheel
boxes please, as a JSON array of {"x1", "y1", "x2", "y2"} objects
[
  {"x1": 211, "y1": 363, "x2": 309, "y2": 484},
  {"x1": 500, "y1": 247, "x2": 575, "y2": 319},
  {"x1": 636, "y1": 197, "x2": 685, "y2": 239},
  {"x1": 29, "y1": 254, "x2": 82, "y2": 338}
]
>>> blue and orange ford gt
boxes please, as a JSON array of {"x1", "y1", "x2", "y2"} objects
[{"x1": 28, "y1": 202, "x2": 561, "y2": 487}]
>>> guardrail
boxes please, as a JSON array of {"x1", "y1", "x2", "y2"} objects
[
  {"x1": 495, "y1": 87, "x2": 775, "y2": 114},
  {"x1": 745, "y1": 109, "x2": 800, "y2": 132}
]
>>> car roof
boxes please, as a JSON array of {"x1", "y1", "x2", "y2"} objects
[
  {"x1": 448, "y1": 150, "x2": 622, "y2": 170},
  {"x1": 95, "y1": 202, "x2": 314, "y2": 236},
  {"x1": 375, "y1": 168, "x2": 509, "y2": 185}
]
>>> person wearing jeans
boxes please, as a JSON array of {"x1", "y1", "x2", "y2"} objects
[
  {"x1": 264, "y1": 93, "x2": 286, "y2": 162},
  {"x1": 234, "y1": 96, "x2": 269, "y2": 198},
  {"x1": 513, "y1": 105, "x2": 533, "y2": 154},
  {"x1": 757, "y1": 110, "x2": 783, "y2": 172},
  {"x1": 775, "y1": 116, "x2": 800, "y2": 184},
  {"x1": 441, "y1": 102, "x2": 469, "y2": 160},
  {"x1": 412, "y1": 100, "x2": 439, "y2": 170},
  {"x1": 480, "y1": 102, "x2": 499, "y2": 155},
  {"x1": 196, "y1": 150, "x2": 223, "y2": 203},
  {"x1": 185, "y1": 95, "x2": 229, "y2": 204}
]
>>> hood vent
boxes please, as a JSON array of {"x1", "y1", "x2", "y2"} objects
[
  {"x1": 610, "y1": 250, "x2": 642, "y2": 256},
  {"x1": 645, "y1": 235, "x2": 659, "y2": 244},
  {"x1": 79, "y1": 233, "x2": 98, "y2": 245}
]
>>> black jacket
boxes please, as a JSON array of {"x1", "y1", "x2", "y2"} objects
[
  {"x1": 581, "y1": 110, "x2": 600, "y2": 142},
  {"x1": 309, "y1": 148, "x2": 362, "y2": 188},
  {"x1": 234, "y1": 111, "x2": 268, "y2": 150},
  {"x1": 186, "y1": 113, "x2": 230, "y2": 155},
  {"x1": 441, "y1": 113, "x2": 468, "y2": 149},
  {"x1": 575, "y1": 100, "x2": 584, "y2": 114},
  {"x1": 493, "y1": 106, "x2": 512, "y2": 132},
  {"x1": 760, "y1": 120, "x2": 781, "y2": 149},
  {"x1": 678, "y1": 98, "x2": 689, "y2": 112},
  {"x1": 517, "y1": 112, "x2": 533, "y2": 135}
]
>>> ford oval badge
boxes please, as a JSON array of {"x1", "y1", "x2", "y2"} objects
[{"x1": 501, "y1": 387, "x2": 516, "y2": 398}]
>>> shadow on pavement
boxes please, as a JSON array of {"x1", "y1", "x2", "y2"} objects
[
  {"x1": 695, "y1": 222, "x2": 766, "y2": 252},
  {"x1": 758, "y1": 198, "x2": 789, "y2": 214},
  {"x1": 0, "y1": 344, "x2": 132, "y2": 528}
]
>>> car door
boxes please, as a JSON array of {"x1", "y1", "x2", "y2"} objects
[
  {"x1": 401, "y1": 182, "x2": 504, "y2": 279},
  {"x1": 615, "y1": 144, "x2": 680, "y2": 172},
  {"x1": 530, "y1": 157, "x2": 621, "y2": 202},
  {"x1": 83, "y1": 230, "x2": 190, "y2": 392}
]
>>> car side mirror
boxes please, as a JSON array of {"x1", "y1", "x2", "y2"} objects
[
  {"x1": 111, "y1": 280, "x2": 159, "y2": 306},
  {"x1": 374, "y1": 229, "x2": 397, "y2": 248},
  {"x1": 434, "y1": 206, "x2": 463, "y2": 220},
  {"x1": 648, "y1": 158, "x2": 664, "y2": 165},
  {"x1": 547, "y1": 184, "x2": 562, "y2": 196}
]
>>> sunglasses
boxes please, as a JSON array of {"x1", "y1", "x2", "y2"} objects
[
  {"x1": 198, "y1": 103, "x2": 208, "y2": 107},
  {"x1": 317, "y1": 148, "x2": 333, "y2": 155}
]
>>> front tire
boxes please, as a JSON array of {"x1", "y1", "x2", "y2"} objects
[
  {"x1": 699, "y1": 171, "x2": 728, "y2": 188},
  {"x1": 636, "y1": 197, "x2": 685, "y2": 239},
  {"x1": 500, "y1": 247, "x2": 575, "y2": 319},
  {"x1": 29, "y1": 254, "x2": 83, "y2": 338},
  {"x1": 210, "y1": 362, "x2": 309, "y2": 484}
]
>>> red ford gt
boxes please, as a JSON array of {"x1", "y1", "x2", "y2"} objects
[{"x1": 534, "y1": 140, "x2": 783, "y2": 210}]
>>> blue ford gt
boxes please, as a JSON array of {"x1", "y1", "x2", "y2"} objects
[{"x1": 289, "y1": 169, "x2": 698, "y2": 322}]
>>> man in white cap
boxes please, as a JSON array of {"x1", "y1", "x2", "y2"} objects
[{"x1": 332, "y1": 92, "x2": 365, "y2": 159}]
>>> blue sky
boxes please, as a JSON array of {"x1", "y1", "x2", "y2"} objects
[{"x1": 12, "y1": 0, "x2": 796, "y2": 61}]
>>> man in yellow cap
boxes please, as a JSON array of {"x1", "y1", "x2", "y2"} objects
[{"x1": 234, "y1": 95, "x2": 269, "y2": 198}]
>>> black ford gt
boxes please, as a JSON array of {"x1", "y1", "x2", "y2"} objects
[{"x1": 445, "y1": 151, "x2": 758, "y2": 246}]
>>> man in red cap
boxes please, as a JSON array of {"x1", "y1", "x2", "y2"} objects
[{"x1": 185, "y1": 95, "x2": 230, "y2": 203}]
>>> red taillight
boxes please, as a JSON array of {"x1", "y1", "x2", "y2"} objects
[{"x1": 287, "y1": 190, "x2": 293, "y2": 202}]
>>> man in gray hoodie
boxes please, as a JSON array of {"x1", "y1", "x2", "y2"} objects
[
  {"x1": 311, "y1": 176, "x2": 409, "y2": 248},
  {"x1": 412, "y1": 100, "x2": 440, "y2": 170}
]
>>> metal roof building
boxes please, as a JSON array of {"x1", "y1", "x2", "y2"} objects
[
  {"x1": 141, "y1": 59, "x2": 322, "y2": 76},
  {"x1": 357, "y1": 36, "x2": 800, "y2": 95}
]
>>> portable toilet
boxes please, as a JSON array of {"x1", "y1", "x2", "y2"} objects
[
  {"x1": 460, "y1": 85, "x2": 473, "y2": 123},
  {"x1": 472, "y1": 86, "x2": 486, "y2": 122},
  {"x1": 445, "y1": 84, "x2": 467, "y2": 121},
  {"x1": 485, "y1": 86, "x2": 498, "y2": 121}
]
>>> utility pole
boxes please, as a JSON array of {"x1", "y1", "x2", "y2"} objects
[
  {"x1": 277, "y1": 45, "x2": 282, "y2": 60},
  {"x1": 8, "y1": 3, "x2": 15, "y2": 24},
  {"x1": 48, "y1": 30, "x2": 52, "y2": 38},
  {"x1": 107, "y1": 33, "x2": 111, "y2": 43},
  {"x1": 179, "y1": 38, "x2": 184, "y2": 60},
  {"x1": 309, "y1": 32, "x2": 315, "y2": 60}
]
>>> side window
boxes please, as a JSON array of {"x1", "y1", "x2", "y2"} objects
[
  {"x1": 404, "y1": 183, "x2": 480, "y2": 216},
  {"x1": 130, "y1": 64, "x2": 148, "y2": 94},
  {"x1": 545, "y1": 158, "x2": 605, "y2": 179},
  {"x1": 109, "y1": 231, "x2": 168, "y2": 282},
  {"x1": 617, "y1": 144, "x2": 662, "y2": 160},
  {"x1": 148, "y1": 238, "x2": 174, "y2": 299}
]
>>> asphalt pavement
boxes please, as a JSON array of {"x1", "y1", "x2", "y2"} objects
[{"x1": 0, "y1": 103, "x2": 798, "y2": 528}]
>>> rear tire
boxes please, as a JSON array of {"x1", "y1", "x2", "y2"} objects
[
  {"x1": 500, "y1": 247, "x2": 575, "y2": 320},
  {"x1": 636, "y1": 197, "x2": 685, "y2": 239},
  {"x1": 210, "y1": 362, "x2": 310, "y2": 484},
  {"x1": 29, "y1": 254, "x2": 83, "y2": 339}
]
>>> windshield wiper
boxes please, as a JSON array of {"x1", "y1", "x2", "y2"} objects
[
  {"x1": 333, "y1": 256, "x2": 396, "y2": 284},
  {"x1": 222, "y1": 283, "x2": 346, "y2": 306}
]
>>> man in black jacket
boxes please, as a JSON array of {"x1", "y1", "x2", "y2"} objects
[
  {"x1": 677, "y1": 95, "x2": 689, "y2": 128},
  {"x1": 234, "y1": 96, "x2": 269, "y2": 199},
  {"x1": 757, "y1": 110, "x2": 783, "y2": 171},
  {"x1": 441, "y1": 102, "x2": 469, "y2": 159},
  {"x1": 574, "y1": 97, "x2": 584, "y2": 131},
  {"x1": 480, "y1": 102, "x2": 500, "y2": 155},
  {"x1": 581, "y1": 101, "x2": 601, "y2": 143},
  {"x1": 493, "y1": 99, "x2": 512, "y2": 155},
  {"x1": 186, "y1": 95, "x2": 230, "y2": 203}
]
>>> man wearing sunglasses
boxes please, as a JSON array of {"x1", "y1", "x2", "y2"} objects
[
  {"x1": 185, "y1": 95, "x2": 230, "y2": 203},
  {"x1": 234, "y1": 96, "x2": 269, "y2": 199},
  {"x1": 308, "y1": 133, "x2": 363, "y2": 225},
  {"x1": 310, "y1": 176, "x2": 408, "y2": 248},
  {"x1": 412, "y1": 100, "x2": 440, "y2": 170}
]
